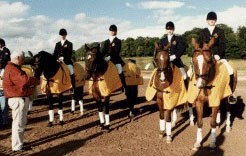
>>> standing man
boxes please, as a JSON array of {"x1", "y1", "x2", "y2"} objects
[
  {"x1": 198, "y1": 11, "x2": 236, "y2": 103},
  {"x1": 3, "y1": 51, "x2": 39, "y2": 152},
  {"x1": 159, "y1": 21, "x2": 188, "y2": 87},
  {"x1": 53, "y1": 28, "x2": 80, "y2": 113},
  {"x1": 0, "y1": 38, "x2": 10, "y2": 129},
  {"x1": 101, "y1": 24, "x2": 126, "y2": 91}
]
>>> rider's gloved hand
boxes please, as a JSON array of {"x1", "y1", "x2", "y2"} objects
[
  {"x1": 104, "y1": 56, "x2": 111, "y2": 62},
  {"x1": 58, "y1": 57, "x2": 64, "y2": 62},
  {"x1": 214, "y1": 55, "x2": 220, "y2": 61},
  {"x1": 170, "y1": 55, "x2": 176, "y2": 61}
]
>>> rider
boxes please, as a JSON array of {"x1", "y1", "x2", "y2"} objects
[
  {"x1": 198, "y1": 11, "x2": 236, "y2": 103},
  {"x1": 53, "y1": 28, "x2": 78, "y2": 113},
  {"x1": 0, "y1": 38, "x2": 10, "y2": 129},
  {"x1": 101, "y1": 24, "x2": 126, "y2": 92},
  {"x1": 159, "y1": 21, "x2": 188, "y2": 89}
]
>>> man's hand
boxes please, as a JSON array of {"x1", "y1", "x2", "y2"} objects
[
  {"x1": 104, "y1": 56, "x2": 111, "y2": 62},
  {"x1": 170, "y1": 55, "x2": 176, "y2": 61},
  {"x1": 214, "y1": 55, "x2": 220, "y2": 61}
]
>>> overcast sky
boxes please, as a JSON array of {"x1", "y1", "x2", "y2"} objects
[{"x1": 0, "y1": 0, "x2": 246, "y2": 54}]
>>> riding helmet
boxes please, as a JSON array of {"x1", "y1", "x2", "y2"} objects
[
  {"x1": 207, "y1": 11, "x2": 217, "y2": 20},
  {"x1": 59, "y1": 28, "x2": 67, "y2": 36},
  {"x1": 109, "y1": 24, "x2": 117, "y2": 31},
  {"x1": 0, "y1": 38, "x2": 5, "y2": 46},
  {"x1": 166, "y1": 21, "x2": 175, "y2": 30}
]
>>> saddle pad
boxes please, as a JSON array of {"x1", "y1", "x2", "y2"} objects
[
  {"x1": 40, "y1": 63, "x2": 72, "y2": 94},
  {"x1": 123, "y1": 59, "x2": 143, "y2": 86},
  {"x1": 73, "y1": 62, "x2": 86, "y2": 87},
  {"x1": 145, "y1": 66, "x2": 187, "y2": 110},
  {"x1": 187, "y1": 61, "x2": 235, "y2": 107},
  {"x1": 89, "y1": 61, "x2": 122, "y2": 96}
]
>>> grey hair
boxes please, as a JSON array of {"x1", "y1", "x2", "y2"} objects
[{"x1": 10, "y1": 51, "x2": 24, "y2": 60}]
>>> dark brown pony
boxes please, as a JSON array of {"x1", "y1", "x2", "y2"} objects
[
  {"x1": 84, "y1": 44, "x2": 138, "y2": 131},
  {"x1": 191, "y1": 36, "x2": 219, "y2": 150},
  {"x1": 153, "y1": 42, "x2": 175, "y2": 143}
]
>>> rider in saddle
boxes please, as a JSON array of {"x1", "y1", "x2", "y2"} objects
[
  {"x1": 101, "y1": 24, "x2": 126, "y2": 92},
  {"x1": 0, "y1": 38, "x2": 10, "y2": 129},
  {"x1": 159, "y1": 21, "x2": 188, "y2": 89},
  {"x1": 198, "y1": 11, "x2": 237, "y2": 103},
  {"x1": 53, "y1": 28, "x2": 76, "y2": 93}
]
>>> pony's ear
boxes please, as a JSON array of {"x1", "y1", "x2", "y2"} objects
[
  {"x1": 28, "y1": 51, "x2": 33, "y2": 58},
  {"x1": 191, "y1": 37, "x2": 199, "y2": 50},
  {"x1": 207, "y1": 35, "x2": 216, "y2": 49},
  {"x1": 97, "y1": 44, "x2": 100, "y2": 51},
  {"x1": 85, "y1": 44, "x2": 90, "y2": 51}
]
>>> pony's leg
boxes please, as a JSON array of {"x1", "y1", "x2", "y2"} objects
[
  {"x1": 104, "y1": 96, "x2": 110, "y2": 131},
  {"x1": 156, "y1": 92, "x2": 165, "y2": 138},
  {"x1": 57, "y1": 94, "x2": 64, "y2": 126},
  {"x1": 216, "y1": 110, "x2": 221, "y2": 128},
  {"x1": 97, "y1": 100, "x2": 104, "y2": 128},
  {"x1": 28, "y1": 100, "x2": 33, "y2": 112},
  {"x1": 210, "y1": 106, "x2": 219, "y2": 149},
  {"x1": 71, "y1": 97, "x2": 76, "y2": 113},
  {"x1": 226, "y1": 103, "x2": 231, "y2": 132},
  {"x1": 78, "y1": 87, "x2": 84, "y2": 116},
  {"x1": 189, "y1": 104, "x2": 195, "y2": 126},
  {"x1": 165, "y1": 109, "x2": 172, "y2": 143},
  {"x1": 171, "y1": 108, "x2": 177, "y2": 127},
  {"x1": 192, "y1": 101, "x2": 203, "y2": 150},
  {"x1": 126, "y1": 86, "x2": 138, "y2": 119},
  {"x1": 47, "y1": 95, "x2": 54, "y2": 127}
]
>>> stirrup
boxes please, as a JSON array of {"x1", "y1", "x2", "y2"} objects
[{"x1": 228, "y1": 95, "x2": 237, "y2": 104}]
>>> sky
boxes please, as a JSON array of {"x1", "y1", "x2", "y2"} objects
[{"x1": 0, "y1": 0, "x2": 246, "y2": 54}]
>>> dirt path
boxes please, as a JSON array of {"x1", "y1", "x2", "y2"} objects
[{"x1": 0, "y1": 75, "x2": 245, "y2": 156}]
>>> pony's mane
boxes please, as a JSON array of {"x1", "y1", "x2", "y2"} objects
[{"x1": 33, "y1": 51, "x2": 60, "y2": 79}]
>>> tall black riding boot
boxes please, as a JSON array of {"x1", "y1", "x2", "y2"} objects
[
  {"x1": 228, "y1": 74, "x2": 237, "y2": 104},
  {"x1": 119, "y1": 73, "x2": 126, "y2": 92},
  {"x1": 229, "y1": 74, "x2": 234, "y2": 92},
  {"x1": 184, "y1": 78, "x2": 189, "y2": 90},
  {"x1": 70, "y1": 74, "x2": 76, "y2": 92}
]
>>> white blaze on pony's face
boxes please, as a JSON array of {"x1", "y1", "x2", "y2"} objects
[
  {"x1": 196, "y1": 55, "x2": 204, "y2": 88},
  {"x1": 160, "y1": 71, "x2": 165, "y2": 82},
  {"x1": 87, "y1": 54, "x2": 91, "y2": 60},
  {"x1": 160, "y1": 54, "x2": 164, "y2": 61}
]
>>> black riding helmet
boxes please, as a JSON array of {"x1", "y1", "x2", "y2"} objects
[
  {"x1": 0, "y1": 38, "x2": 5, "y2": 47},
  {"x1": 207, "y1": 11, "x2": 217, "y2": 20},
  {"x1": 166, "y1": 21, "x2": 175, "y2": 30},
  {"x1": 109, "y1": 24, "x2": 117, "y2": 31},
  {"x1": 59, "y1": 28, "x2": 67, "y2": 36}
]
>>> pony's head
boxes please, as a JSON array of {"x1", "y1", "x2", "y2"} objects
[
  {"x1": 191, "y1": 36, "x2": 216, "y2": 89},
  {"x1": 154, "y1": 42, "x2": 173, "y2": 90},
  {"x1": 84, "y1": 44, "x2": 108, "y2": 80},
  {"x1": 30, "y1": 51, "x2": 59, "y2": 79}
]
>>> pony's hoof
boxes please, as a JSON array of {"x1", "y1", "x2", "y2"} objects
[
  {"x1": 192, "y1": 142, "x2": 201, "y2": 151},
  {"x1": 210, "y1": 144, "x2": 216, "y2": 150},
  {"x1": 128, "y1": 112, "x2": 135, "y2": 120},
  {"x1": 59, "y1": 121, "x2": 64, "y2": 126},
  {"x1": 103, "y1": 125, "x2": 110, "y2": 132},
  {"x1": 166, "y1": 135, "x2": 172, "y2": 143},
  {"x1": 226, "y1": 126, "x2": 231, "y2": 133},
  {"x1": 80, "y1": 112, "x2": 84, "y2": 116},
  {"x1": 190, "y1": 121, "x2": 195, "y2": 126},
  {"x1": 71, "y1": 111, "x2": 74, "y2": 114},
  {"x1": 171, "y1": 122, "x2": 176, "y2": 128},
  {"x1": 48, "y1": 122, "x2": 53, "y2": 127},
  {"x1": 159, "y1": 131, "x2": 165, "y2": 139}
]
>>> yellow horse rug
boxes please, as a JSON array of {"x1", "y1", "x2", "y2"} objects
[
  {"x1": 123, "y1": 59, "x2": 143, "y2": 86},
  {"x1": 73, "y1": 62, "x2": 86, "y2": 87},
  {"x1": 145, "y1": 65, "x2": 187, "y2": 110},
  {"x1": 187, "y1": 61, "x2": 237, "y2": 107},
  {"x1": 88, "y1": 61, "x2": 122, "y2": 97}
]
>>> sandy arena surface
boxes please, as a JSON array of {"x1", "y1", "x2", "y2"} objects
[{"x1": 0, "y1": 71, "x2": 246, "y2": 156}]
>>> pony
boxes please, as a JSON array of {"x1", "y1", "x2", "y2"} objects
[
  {"x1": 188, "y1": 36, "x2": 237, "y2": 150},
  {"x1": 30, "y1": 51, "x2": 84, "y2": 127},
  {"x1": 84, "y1": 44, "x2": 140, "y2": 131},
  {"x1": 145, "y1": 42, "x2": 187, "y2": 143}
]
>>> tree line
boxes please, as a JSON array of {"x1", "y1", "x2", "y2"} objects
[{"x1": 74, "y1": 24, "x2": 246, "y2": 60}]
